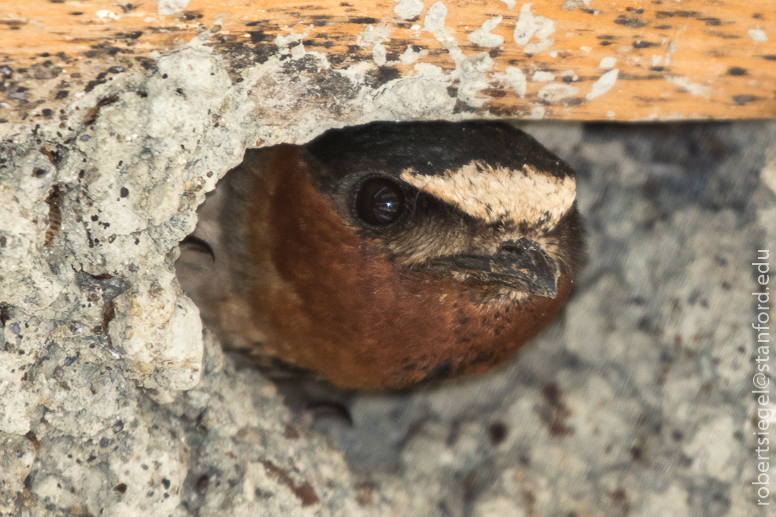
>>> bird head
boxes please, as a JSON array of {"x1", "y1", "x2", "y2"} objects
[
  {"x1": 182, "y1": 121, "x2": 584, "y2": 389},
  {"x1": 304, "y1": 121, "x2": 584, "y2": 304}
]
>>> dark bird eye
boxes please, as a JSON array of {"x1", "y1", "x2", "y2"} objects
[{"x1": 355, "y1": 177, "x2": 405, "y2": 226}]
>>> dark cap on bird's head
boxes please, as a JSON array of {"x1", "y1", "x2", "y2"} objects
[
  {"x1": 178, "y1": 121, "x2": 585, "y2": 389},
  {"x1": 304, "y1": 121, "x2": 583, "y2": 303}
]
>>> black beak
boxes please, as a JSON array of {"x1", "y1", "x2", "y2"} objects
[{"x1": 451, "y1": 238, "x2": 559, "y2": 298}]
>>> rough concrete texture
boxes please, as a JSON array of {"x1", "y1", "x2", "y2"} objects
[
  {"x1": 1, "y1": 26, "x2": 775, "y2": 517},
  {"x1": 0, "y1": 43, "x2": 390, "y2": 516}
]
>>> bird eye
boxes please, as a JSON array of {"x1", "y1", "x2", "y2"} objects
[{"x1": 355, "y1": 177, "x2": 405, "y2": 226}]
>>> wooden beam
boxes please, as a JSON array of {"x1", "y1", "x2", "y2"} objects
[{"x1": 1, "y1": 0, "x2": 774, "y2": 124}]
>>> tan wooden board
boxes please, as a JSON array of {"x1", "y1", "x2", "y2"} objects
[{"x1": 0, "y1": 0, "x2": 775, "y2": 123}]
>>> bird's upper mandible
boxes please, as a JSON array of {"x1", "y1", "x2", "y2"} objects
[{"x1": 177, "y1": 121, "x2": 584, "y2": 390}]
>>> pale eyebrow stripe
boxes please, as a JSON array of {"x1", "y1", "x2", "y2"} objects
[{"x1": 399, "y1": 161, "x2": 576, "y2": 227}]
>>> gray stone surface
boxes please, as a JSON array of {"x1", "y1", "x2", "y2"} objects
[{"x1": 1, "y1": 30, "x2": 774, "y2": 517}]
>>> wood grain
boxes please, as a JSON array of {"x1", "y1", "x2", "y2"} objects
[{"x1": 0, "y1": 0, "x2": 774, "y2": 123}]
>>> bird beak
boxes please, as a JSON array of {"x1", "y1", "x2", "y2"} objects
[{"x1": 450, "y1": 238, "x2": 560, "y2": 298}]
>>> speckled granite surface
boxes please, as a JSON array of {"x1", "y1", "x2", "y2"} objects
[{"x1": 2, "y1": 120, "x2": 774, "y2": 516}]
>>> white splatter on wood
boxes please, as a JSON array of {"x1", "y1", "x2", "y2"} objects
[
  {"x1": 532, "y1": 71, "x2": 555, "y2": 82},
  {"x1": 586, "y1": 69, "x2": 619, "y2": 100},
  {"x1": 497, "y1": 66, "x2": 527, "y2": 97},
  {"x1": 458, "y1": 54, "x2": 495, "y2": 107},
  {"x1": 394, "y1": 0, "x2": 424, "y2": 21},
  {"x1": 666, "y1": 76, "x2": 711, "y2": 97},
  {"x1": 423, "y1": 2, "x2": 494, "y2": 108},
  {"x1": 538, "y1": 83, "x2": 578, "y2": 102},
  {"x1": 529, "y1": 105, "x2": 546, "y2": 119},
  {"x1": 400, "y1": 45, "x2": 421, "y2": 65},
  {"x1": 563, "y1": 0, "x2": 591, "y2": 10},
  {"x1": 96, "y1": 10, "x2": 121, "y2": 22},
  {"x1": 469, "y1": 16, "x2": 505, "y2": 48},
  {"x1": 157, "y1": 0, "x2": 189, "y2": 16},
  {"x1": 599, "y1": 56, "x2": 617, "y2": 69},
  {"x1": 514, "y1": 4, "x2": 537, "y2": 45},
  {"x1": 748, "y1": 29, "x2": 768, "y2": 42},
  {"x1": 358, "y1": 24, "x2": 393, "y2": 67},
  {"x1": 513, "y1": 4, "x2": 556, "y2": 54}
]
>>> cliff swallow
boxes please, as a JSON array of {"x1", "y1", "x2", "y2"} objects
[{"x1": 176, "y1": 121, "x2": 584, "y2": 390}]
